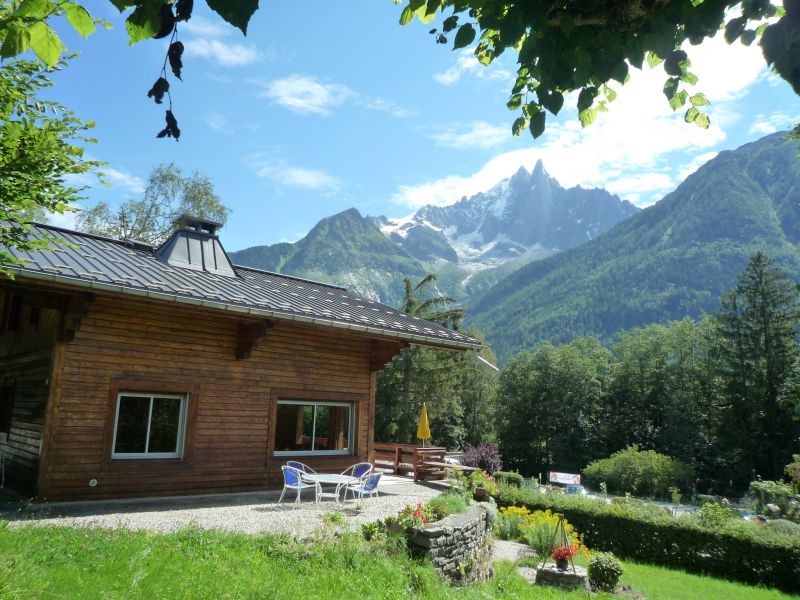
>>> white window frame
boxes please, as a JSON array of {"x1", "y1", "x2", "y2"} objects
[
  {"x1": 111, "y1": 392, "x2": 188, "y2": 460},
  {"x1": 274, "y1": 399, "x2": 354, "y2": 457}
]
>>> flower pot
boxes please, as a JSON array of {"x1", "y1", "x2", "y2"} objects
[{"x1": 556, "y1": 559, "x2": 569, "y2": 571}]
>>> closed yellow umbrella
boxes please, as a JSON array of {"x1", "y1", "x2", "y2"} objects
[{"x1": 417, "y1": 402, "x2": 431, "y2": 447}]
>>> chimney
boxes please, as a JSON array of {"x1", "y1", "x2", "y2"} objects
[{"x1": 155, "y1": 214, "x2": 236, "y2": 277}]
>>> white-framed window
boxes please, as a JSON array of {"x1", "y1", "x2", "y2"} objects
[
  {"x1": 112, "y1": 392, "x2": 188, "y2": 459},
  {"x1": 274, "y1": 400, "x2": 354, "y2": 457}
]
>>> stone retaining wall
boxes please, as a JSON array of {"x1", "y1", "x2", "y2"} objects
[{"x1": 407, "y1": 504, "x2": 493, "y2": 584}]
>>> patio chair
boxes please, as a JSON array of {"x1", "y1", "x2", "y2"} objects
[
  {"x1": 279, "y1": 465, "x2": 320, "y2": 507},
  {"x1": 344, "y1": 473, "x2": 382, "y2": 502},
  {"x1": 286, "y1": 460, "x2": 317, "y2": 474},
  {"x1": 340, "y1": 462, "x2": 373, "y2": 479},
  {"x1": 337, "y1": 462, "x2": 373, "y2": 499}
]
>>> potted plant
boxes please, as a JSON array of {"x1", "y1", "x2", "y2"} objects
[{"x1": 550, "y1": 544, "x2": 578, "y2": 570}]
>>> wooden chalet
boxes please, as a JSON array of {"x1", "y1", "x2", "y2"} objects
[{"x1": 0, "y1": 216, "x2": 480, "y2": 501}]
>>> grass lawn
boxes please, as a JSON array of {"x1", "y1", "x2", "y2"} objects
[{"x1": 0, "y1": 523, "x2": 797, "y2": 599}]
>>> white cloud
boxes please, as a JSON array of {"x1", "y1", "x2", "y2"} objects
[
  {"x1": 249, "y1": 155, "x2": 339, "y2": 191},
  {"x1": 430, "y1": 121, "x2": 510, "y2": 149},
  {"x1": 748, "y1": 111, "x2": 799, "y2": 135},
  {"x1": 182, "y1": 16, "x2": 234, "y2": 39},
  {"x1": 434, "y1": 49, "x2": 513, "y2": 85},
  {"x1": 361, "y1": 97, "x2": 416, "y2": 118},
  {"x1": 258, "y1": 75, "x2": 354, "y2": 116},
  {"x1": 104, "y1": 167, "x2": 145, "y2": 194},
  {"x1": 396, "y1": 36, "x2": 767, "y2": 209},
  {"x1": 206, "y1": 113, "x2": 232, "y2": 134},
  {"x1": 182, "y1": 16, "x2": 259, "y2": 66},
  {"x1": 46, "y1": 210, "x2": 77, "y2": 230},
  {"x1": 605, "y1": 173, "x2": 675, "y2": 205},
  {"x1": 185, "y1": 39, "x2": 259, "y2": 67}
]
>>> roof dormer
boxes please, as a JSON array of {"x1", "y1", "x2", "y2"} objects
[{"x1": 155, "y1": 214, "x2": 236, "y2": 277}]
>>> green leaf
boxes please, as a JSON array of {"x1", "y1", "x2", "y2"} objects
[
  {"x1": 415, "y1": 5, "x2": 435, "y2": 24},
  {"x1": 668, "y1": 90, "x2": 688, "y2": 111},
  {"x1": 577, "y1": 87, "x2": 596, "y2": 112},
  {"x1": 442, "y1": 15, "x2": 458, "y2": 33},
  {"x1": 578, "y1": 107, "x2": 597, "y2": 128},
  {"x1": 529, "y1": 111, "x2": 546, "y2": 138},
  {"x1": 663, "y1": 77, "x2": 679, "y2": 100},
  {"x1": 408, "y1": 0, "x2": 425, "y2": 10},
  {"x1": 685, "y1": 106, "x2": 699, "y2": 123},
  {"x1": 538, "y1": 91, "x2": 564, "y2": 115},
  {"x1": 680, "y1": 72, "x2": 698, "y2": 85},
  {"x1": 206, "y1": 0, "x2": 259, "y2": 35},
  {"x1": 28, "y1": 21, "x2": 64, "y2": 66},
  {"x1": 740, "y1": 29, "x2": 756, "y2": 46},
  {"x1": 645, "y1": 52, "x2": 663, "y2": 69},
  {"x1": 399, "y1": 5, "x2": 414, "y2": 25},
  {"x1": 109, "y1": 0, "x2": 136, "y2": 10},
  {"x1": 125, "y1": 3, "x2": 161, "y2": 44},
  {"x1": 14, "y1": 0, "x2": 54, "y2": 18},
  {"x1": 610, "y1": 61, "x2": 628, "y2": 84},
  {"x1": 689, "y1": 93, "x2": 709, "y2": 107},
  {"x1": 604, "y1": 86, "x2": 617, "y2": 102},
  {"x1": 511, "y1": 116, "x2": 528, "y2": 136},
  {"x1": 695, "y1": 113, "x2": 710, "y2": 129},
  {"x1": 506, "y1": 94, "x2": 522, "y2": 111},
  {"x1": 0, "y1": 26, "x2": 32, "y2": 59},
  {"x1": 453, "y1": 23, "x2": 476, "y2": 49},
  {"x1": 63, "y1": 3, "x2": 96, "y2": 39}
]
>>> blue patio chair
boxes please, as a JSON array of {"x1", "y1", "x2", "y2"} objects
[
  {"x1": 279, "y1": 465, "x2": 320, "y2": 507},
  {"x1": 345, "y1": 472, "x2": 382, "y2": 502},
  {"x1": 287, "y1": 460, "x2": 317, "y2": 474},
  {"x1": 337, "y1": 462, "x2": 373, "y2": 499},
  {"x1": 341, "y1": 462, "x2": 373, "y2": 479}
]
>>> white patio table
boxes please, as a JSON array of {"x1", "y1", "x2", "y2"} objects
[{"x1": 302, "y1": 473, "x2": 358, "y2": 506}]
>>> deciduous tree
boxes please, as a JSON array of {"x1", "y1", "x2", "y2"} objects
[
  {"x1": 76, "y1": 162, "x2": 230, "y2": 245},
  {"x1": 0, "y1": 57, "x2": 102, "y2": 276},
  {"x1": 397, "y1": 0, "x2": 800, "y2": 137}
]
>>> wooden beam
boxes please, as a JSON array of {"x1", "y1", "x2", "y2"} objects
[
  {"x1": 369, "y1": 340, "x2": 408, "y2": 372},
  {"x1": 235, "y1": 320, "x2": 272, "y2": 359},
  {"x1": 58, "y1": 293, "x2": 95, "y2": 342}
]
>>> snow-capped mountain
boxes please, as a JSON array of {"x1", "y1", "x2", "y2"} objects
[{"x1": 373, "y1": 160, "x2": 639, "y2": 270}]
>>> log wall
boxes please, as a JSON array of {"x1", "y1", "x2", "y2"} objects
[{"x1": 39, "y1": 292, "x2": 403, "y2": 500}]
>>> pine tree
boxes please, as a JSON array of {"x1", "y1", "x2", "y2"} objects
[{"x1": 714, "y1": 252, "x2": 800, "y2": 486}]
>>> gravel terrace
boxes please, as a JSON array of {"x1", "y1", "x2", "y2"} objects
[{"x1": 1, "y1": 476, "x2": 446, "y2": 539}]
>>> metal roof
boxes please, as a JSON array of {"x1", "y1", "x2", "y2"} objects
[{"x1": 3, "y1": 223, "x2": 481, "y2": 350}]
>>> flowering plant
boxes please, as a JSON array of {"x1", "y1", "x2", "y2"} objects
[
  {"x1": 397, "y1": 502, "x2": 429, "y2": 528},
  {"x1": 470, "y1": 470, "x2": 499, "y2": 496},
  {"x1": 551, "y1": 544, "x2": 579, "y2": 562}
]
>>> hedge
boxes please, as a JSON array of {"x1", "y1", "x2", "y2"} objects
[
  {"x1": 496, "y1": 484, "x2": 800, "y2": 593},
  {"x1": 494, "y1": 471, "x2": 524, "y2": 488}
]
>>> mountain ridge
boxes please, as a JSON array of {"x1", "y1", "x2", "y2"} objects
[{"x1": 467, "y1": 132, "x2": 800, "y2": 362}]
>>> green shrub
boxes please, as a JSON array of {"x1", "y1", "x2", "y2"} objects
[
  {"x1": 764, "y1": 519, "x2": 800, "y2": 537},
  {"x1": 583, "y1": 445, "x2": 694, "y2": 499},
  {"x1": 787, "y1": 455, "x2": 800, "y2": 489},
  {"x1": 696, "y1": 502, "x2": 736, "y2": 529},
  {"x1": 361, "y1": 520, "x2": 386, "y2": 541},
  {"x1": 427, "y1": 494, "x2": 468, "y2": 519},
  {"x1": 749, "y1": 480, "x2": 800, "y2": 523},
  {"x1": 495, "y1": 483, "x2": 800, "y2": 593},
  {"x1": 588, "y1": 552, "x2": 624, "y2": 592},
  {"x1": 495, "y1": 471, "x2": 524, "y2": 488}
]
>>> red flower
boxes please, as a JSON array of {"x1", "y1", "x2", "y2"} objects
[{"x1": 550, "y1": 545, "x2": 578, "y2": 561}]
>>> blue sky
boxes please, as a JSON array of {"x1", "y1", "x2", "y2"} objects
[{"x1": 45, "y1": 1, "x2": 800, "y2": 251}]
